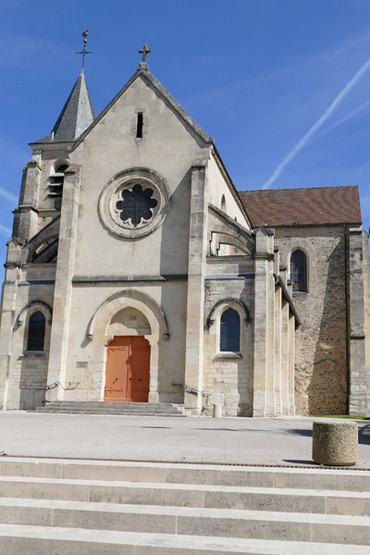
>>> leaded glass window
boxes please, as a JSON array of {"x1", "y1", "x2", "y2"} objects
[
  {"x1": 291, "y1": 250, "x2": 307, "y2": 292},
  {"x1": 27, "y1": 311, "x2": 46, "y2": 351},
  {"x1": 220, "y1": 308, "x2": 240, "y2": 352}
]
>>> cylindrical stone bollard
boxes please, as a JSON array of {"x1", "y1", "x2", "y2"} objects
[
  {"x1": 312, "y1": 420, "x2": 358, "y2": 466},
  {"x1": 213, "y1": 403, "x2": 222, "y2": 418}
]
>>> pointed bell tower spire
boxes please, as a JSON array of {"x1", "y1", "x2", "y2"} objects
[{"x1": 51, "y1": 31, "x2": 95, "y2": 141}]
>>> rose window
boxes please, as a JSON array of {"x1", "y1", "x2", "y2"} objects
[
  {"x1": 99, "y1": 168, "x2": 170, "y2": 239},
  {"x1": 116, "y1": 184, "x2": 158, "y2": 227}
]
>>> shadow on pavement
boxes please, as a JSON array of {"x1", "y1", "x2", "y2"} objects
[
  {"x1": 358, "y1": 423, "x2": 370, "y2": 445},
  {"x1": 285, "y1": 428, "x2": 312, "y2": 437},
  {"x1": 283, "y1": 459, "x2": 316, "y2": 466}
]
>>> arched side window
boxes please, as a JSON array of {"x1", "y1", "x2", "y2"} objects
[
  {"x1": 220, "y1": 308, "x2": 240, "y2": 352},
  {"x1": 27, "y1": 311, "x2": 46, "y2": 352},
  {"x1": 290, "y1": 250, "x2": 307, "y2": 292}
]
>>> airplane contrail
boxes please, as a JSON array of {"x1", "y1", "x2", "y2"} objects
[{"x1": 262, "y1": 55, "x2": 370, "y2": 189}]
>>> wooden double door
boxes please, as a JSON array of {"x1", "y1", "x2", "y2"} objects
[{"x1": 104, "y1": 336, "x2": 150, "y2": 402}]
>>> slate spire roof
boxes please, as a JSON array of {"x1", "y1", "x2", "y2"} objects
[{"x1": 51, "y1": 72, "x2": 95, "y2": 141}]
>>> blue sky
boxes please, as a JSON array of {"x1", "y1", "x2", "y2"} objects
[{"x1": 1, "y1": 0, "x2": 370, "y2": 276}]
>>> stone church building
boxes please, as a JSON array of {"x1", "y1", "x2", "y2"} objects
[{"x1": 1, "y1": 52, "x2": 369, "y2": 416}]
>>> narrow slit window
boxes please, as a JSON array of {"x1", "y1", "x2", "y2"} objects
[{"x1": 136, "y1": 112, "x2": 143, "y2": 138}]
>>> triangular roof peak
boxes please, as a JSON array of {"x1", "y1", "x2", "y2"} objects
[
  {"x1": 72, "y1": 68, "x2": 213, "y2": 151},
  {"x1": 48, "y1": 72, "x2": 95, "y2": 142}
]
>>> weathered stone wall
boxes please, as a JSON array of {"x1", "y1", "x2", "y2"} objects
[
  {"x1": 1, "y1": 273, "x2": 54, "y2": 410},
  {"x1": 275, "y1": 225, "x2": 347, "y2": 415},
  {"x1": 7, "y1": 356, "x2": 48, "y2": 409},
  {"x1": 362, "y1": 230, "x2": 370, "y2": 369},
  {"x1": 347, "y1": 227, "x2": 369, "y2": 415},
  {"x1": 207, "y1": 153, "x2": 250, "y2": 226},
  {"x1": 203, "y1": 257, "x2": 254, "y2": 416}
]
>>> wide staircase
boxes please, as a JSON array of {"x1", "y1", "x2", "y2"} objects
[
  {"x1": 0, "y1": 457, "x2": 368, "y2": 553},
  {"x1": 36, "y1": 401, "x2": 185, "y2": 416}
]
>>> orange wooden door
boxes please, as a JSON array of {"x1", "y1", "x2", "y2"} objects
[
  {"x1": 105, "y1": 336, "x2": 131, "y2": 401},
  {"x1": 130, "y1": 336, "x2": 150, "y2": 402},
  {"x1": 104, "y1": 336, "x2": 150, "y2": 402}
]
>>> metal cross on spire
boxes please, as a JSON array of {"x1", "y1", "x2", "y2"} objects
[
  {"x1": 75, "y1": 29, "x2": 93, "y2": 72},
  {"x1": 138, "y1": 44, "x2": 151, "y2": 70}
]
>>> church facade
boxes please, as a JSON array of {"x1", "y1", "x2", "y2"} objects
[{"x1": 1, "y1": 55, "x2": 369, "y2": 416}]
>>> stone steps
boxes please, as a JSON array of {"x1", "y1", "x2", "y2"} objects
[
  {"x1": 0, "y1": 498, "x2": 368, "y2": 544},
  {"x1": 35, "y1": 401, "x2": 185, "y2": 416},
  {"x1": 1, "y1": 525, "x2": 368, "y2": 554},
  {"x1": 1, "y1": 458, "x2": 369, "y2": 491},
  {"x1": 0, "y1": 458, "x2": 368, "y2": 553},
  {"x1": 0, "y1": 475, "x2": 369, "y2": 514}
]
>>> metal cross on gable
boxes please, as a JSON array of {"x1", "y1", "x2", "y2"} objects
[
  {"x1": 139, "y1": 44, "x2": 151, "y2": 63},
  {"x1": 75, "y1": 29, "x2": 93, "y2": 72}
]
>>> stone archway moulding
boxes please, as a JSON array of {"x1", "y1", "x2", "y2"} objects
[
  {"x1": 23, "y1": 216, "x2": 61, "y2": 264},
  {"x1": 205, "y1": 297, "x2": 251, "y2": 331},
  {"x1": 15, "y1": 300, "x2": 53, "y2": 329},
  {"x1": 87, "y1": 289, "x2": 169, "y2": 345}
]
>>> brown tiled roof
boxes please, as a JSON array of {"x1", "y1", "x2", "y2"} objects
[{"x1": 238, "y1": 186, "x2": 362, "y2": 227}]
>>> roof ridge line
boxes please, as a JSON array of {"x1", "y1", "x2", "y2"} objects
[{"x1": 239, "y1": 185, "x2": 359, "y2": 193}]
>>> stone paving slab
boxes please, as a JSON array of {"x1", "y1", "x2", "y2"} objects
[{"x1": 0, "y1": 412, "x2": 369, "y2": 467}]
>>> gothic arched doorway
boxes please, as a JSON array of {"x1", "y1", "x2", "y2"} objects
[{"x1": 104, "y1": 336, "x2": 150, "y2": 402}]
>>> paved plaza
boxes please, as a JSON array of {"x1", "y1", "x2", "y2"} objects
[{"x1": 0, "y1": 412, "x2": 369, "y2": 468}]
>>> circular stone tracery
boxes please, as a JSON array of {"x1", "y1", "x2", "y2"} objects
[
  {"x1": 116, "y1": 183, "x2": 158, "y2": 227},
  {"x1": 99, "y1": 168, "x2": 170, "y2": 239}
]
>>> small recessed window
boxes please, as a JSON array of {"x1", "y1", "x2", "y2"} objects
[
  {"x1": 136, "y1": 112, "x2": 143, "y2": 138},
  {"x1": 27, "y1": 311, "x2": 46, "y2": 351},
  {"x1": 48, "y1": 164, "x2": 68, "y2": 198},
  {"x1": 220, "y1": 308, "x2": 240, "y2": 352}
]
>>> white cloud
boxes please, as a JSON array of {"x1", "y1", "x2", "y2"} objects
[
  {"x1": 0, "y1": 136, "x2": 30, "y2": 167},
  {"x1": 0, "y1": 34, "x2": 67, "y2": 70},
  {"x1": 262, "y1": 55, "x2": 370, "y2": 189},
  {"x1": 0, "y1": 187, "x2": 18, "y2": 204},
  {"x1": 0, "y1": 224, "x2": 11, "y2": 237}
]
